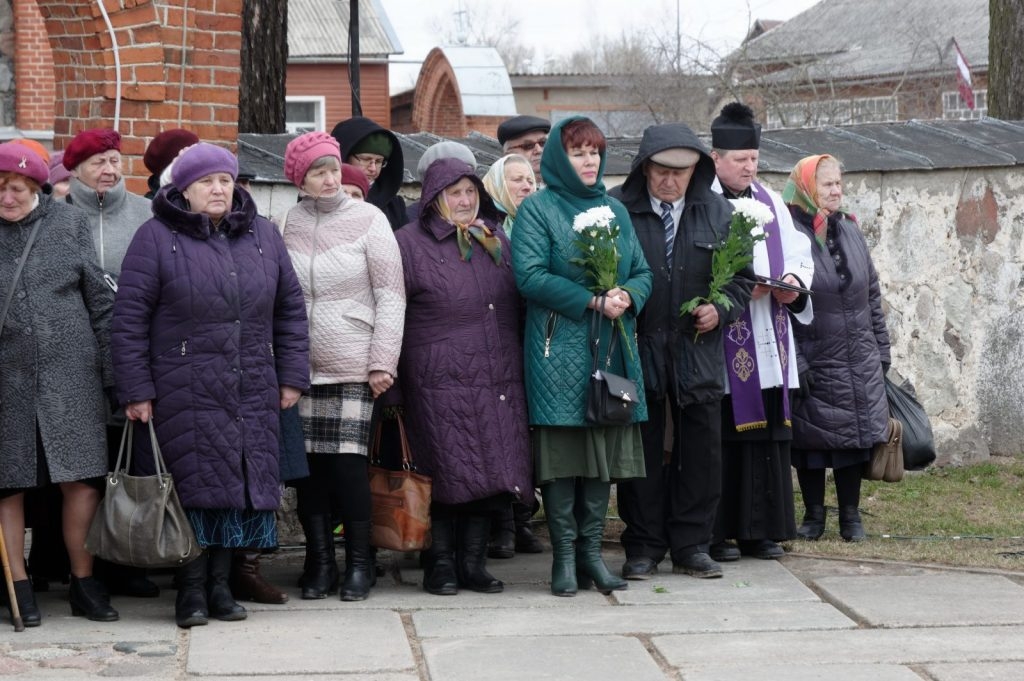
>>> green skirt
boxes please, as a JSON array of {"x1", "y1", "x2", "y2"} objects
[{"x1": 533, "y1": 425, "x2": 646, "y2": 485}]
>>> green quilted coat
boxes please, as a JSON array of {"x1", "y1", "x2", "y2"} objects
[{"x1": 511, "y1": 117, "x2": 653, "y2": 427}]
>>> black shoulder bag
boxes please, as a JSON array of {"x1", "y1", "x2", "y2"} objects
[{"x1": 584, "y1": 295, "x2": 639, "y2": 426}]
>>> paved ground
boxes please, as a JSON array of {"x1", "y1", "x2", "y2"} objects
[{"x1": 3, "y1": 544, "x2": 1024, "y2": 680}]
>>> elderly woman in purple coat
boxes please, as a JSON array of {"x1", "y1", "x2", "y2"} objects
[
  {"x1": 395, "y1": 157, "x2": 532, "y2": 596},
  {"x1": 111, "y1": 143, "x2": 310, "y2": 628}
]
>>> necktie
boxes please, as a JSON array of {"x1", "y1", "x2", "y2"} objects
[{"x1": 660, "y1": 201, "x2": 675, "y2": 264}]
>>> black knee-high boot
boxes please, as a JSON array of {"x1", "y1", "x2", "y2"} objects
[
  {"x1": 299, "y1": 515, "x2": 339, "y2": 599},
  {"x1": 422, "y1": 515, "x2": 457, "y2": 596},
  {"x1": 340, "y1": 520, "x2": 375, "y2": 601},
  {"x1": 456, "y1": 515, "x2": 503, "y2": 593},
  {"x1": 795, "y1": 467, "x2": 827, "y2": 540},
  {"x1": 175, "y1": 552, "x2": 208, "y2": 628},
  {"x1": 835, "y1": 464, "x2": 865, "y2": 542},
  {"x1": 207, "y1": 547, "x2": 247, "y2": 621}
]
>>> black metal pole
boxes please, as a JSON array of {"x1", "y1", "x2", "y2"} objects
[{"x1": 350, "y1": 0, "x2": 361, "y2": 116}]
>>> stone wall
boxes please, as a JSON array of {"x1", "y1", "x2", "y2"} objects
[{"x1": 762, "y1": 166, "x2": 1024, "y2": 464}]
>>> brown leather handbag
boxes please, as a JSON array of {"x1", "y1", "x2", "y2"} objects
[
  {"x1": 368, "y1": 415, "x2": 432, "y2": 551},
  {"x1": 864, "y1": 417, "x2": 904, "y2": 482}
]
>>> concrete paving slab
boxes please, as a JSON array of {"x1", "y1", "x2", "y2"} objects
[
  {"x1": 653, "y1": 625, "x2": 1024, "y2": 667},
  {"x1": 207, "y1": 676, "x2": 418, "y2": 681},
  {"x1": 0, "y1": 591, "x2": 178, "y2": 644},
  {"x1": 422, "y1": 635, "x2": 666, "y2": 681},
  {"x1": 612, "y1": 558, "x2": 820, "y2": 605},
  {"x1": 813, "y1": 574, "x2": 1024, "y2": 626},
  {"x1": 186, "y1": 610, "x2": 414, "y2": 676},
  {"x1": 414, "y1": 601, "x2": 854, "y2": 638},
  {"x1": 679, "y1": 663, "x2": 925, "y2": 681},
  {"x1": 925, "y1": 662, "x2": 1024, "y2": 680}
]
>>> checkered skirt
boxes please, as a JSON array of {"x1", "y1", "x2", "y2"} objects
[{"x1": 299, "y1": 383, "x2": 374, "y2": 455}]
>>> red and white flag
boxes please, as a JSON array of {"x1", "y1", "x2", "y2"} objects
[{"x1": 953, "y1": 38, "x2": 975, "y2": 110}]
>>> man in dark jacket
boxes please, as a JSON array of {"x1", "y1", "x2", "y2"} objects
[
  {"x1": 331, "y1": 116, "x2": 408, "y2": 230},
  {"x1": 609, "y1": 123, "x2": 753, "y2": 580}
]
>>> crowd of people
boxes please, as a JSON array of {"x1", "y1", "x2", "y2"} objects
[{"x1": 0, "y1": 103, "x2": 890, "y2": 629}]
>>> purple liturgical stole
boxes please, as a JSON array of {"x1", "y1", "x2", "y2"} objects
[{"x1": 724, "y1": 183, "x2": 791, "y2": 431}]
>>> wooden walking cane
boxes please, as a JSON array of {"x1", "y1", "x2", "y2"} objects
[{"x1": 0, "y1": 523, "x2": 25, "y2": 632}]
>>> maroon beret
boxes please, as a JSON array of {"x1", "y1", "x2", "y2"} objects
[
  {"x1": 144, "y1": 128, "x2": 200, "y2": 175},
  {"x1": 0, "y1": 143, "x2": 49, "y2": 185},
  {"x1": 63, "y1": 128, "x2": 122, "y2": 170},
  {"x1": 341, "y1": 163, "x2": 370, "y2": 198}
]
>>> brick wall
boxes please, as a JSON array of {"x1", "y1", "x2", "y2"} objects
[
  {"x1": 13, "y1": 0, "x2": 54, "y2": 131},
  {"x1": 411, "y1": 48, "x2": 466, "y2": 137},
  {"x1": 36, "y1": 0, "x2": 242, "y2": 193}
]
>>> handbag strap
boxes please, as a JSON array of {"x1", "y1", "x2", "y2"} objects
[
  {"x1": 0, "y1": 219, "x2": 43, "y2": 334},
  {"x1": 111, "y1": 420, "x2": 170, "y2": 486},
  {"x1": 371, "y1": 413, "x2": 417, "y2": 471},
  {"x1": 588, "y1": 295, "x2": 629, "y2": 380}
]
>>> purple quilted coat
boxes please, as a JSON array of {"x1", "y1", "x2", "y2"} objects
[
  {"x1": 394, "y1": 157, "x2": 532, "y2": 505},
  {"x1": 111, "y1": 185, "x2": 310, "y2": 510}
]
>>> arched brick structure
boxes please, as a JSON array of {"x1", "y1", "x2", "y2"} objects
[
  {"x1": 35, "y1": 0, "x2": 242, "y2": 193},
  {"x1": 411, "y1": 47, "x2": 514, "y2": 138}
]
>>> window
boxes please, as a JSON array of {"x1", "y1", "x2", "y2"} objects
[
  {"x1": 285, "y1": 97, "x2": 326, "y2": 133},
  {"x1": 767, "y1": 97, "x2": 899, "y2": 129},
  {"x1": 942, "y1": 89, "x2": 987, "y2": 120}
]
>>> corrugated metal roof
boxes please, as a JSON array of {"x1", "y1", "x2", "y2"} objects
[
  {"x1": 288, "y1": 0, "x2": 401, "y2": 61},
  {"x1": 436, "y1": 47, "x2": 518, "y2": 117},
  {"x1": 738, "y1": 0, "x2": 988, "y2": 82},
  {"x1": 238, "y1": 119, "x2": 1024, "y2": 185}
]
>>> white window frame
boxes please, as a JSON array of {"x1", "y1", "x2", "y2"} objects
[
  {"x1": 284, "y1": 96, "x2": 326, "y2": 133},
  {"x1": 942, "y1": 89, "x2": 987, "y2": 120}
]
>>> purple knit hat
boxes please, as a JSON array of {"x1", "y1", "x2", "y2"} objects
[
  {"x1": 284, "y1": 131, "x2": 341, "y2": 187},
  {"x1": 48, "y1": 151, "x2": 72, "y2": 185},
  {"x1": 171, "y1": 143, "x2": 238, "y2": 192},
  {"x1": 0, "y1": 143, "x2": 49, "y2": 184}
]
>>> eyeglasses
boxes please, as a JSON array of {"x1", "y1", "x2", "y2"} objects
[
  {"x1": 509, "y1": 137, "x2": 547, "y2": 153},
  {"x1": 351, "y1": 154, "x2": 388, "y2": 169}
]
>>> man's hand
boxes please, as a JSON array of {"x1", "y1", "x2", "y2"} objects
[{"x1": 692, "y1": 304, "x2": 720, "y2": 334}]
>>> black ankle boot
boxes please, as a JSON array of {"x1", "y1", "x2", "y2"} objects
[
  {"x1": 207, "y1": 548, "x2": 247, "y2": 621},
  {"x1": 340, "y1": 520, "x2": 375, "y2": 601},
  {"x1": 839, "y1": 506, "x2": 866, "y2": 542},
  {"x1": 456, "y1": 515, "x2": 503, "y2": 594},
  {"x1": 175, "y1": 552, "x2": 209, "y2": 628},
  {"x1": 7, "y1": 579, "x2": 41, "y2": 627},
  {"x1": 299, "y1": 515, "x2": 339, "y2": 599},
  {"x1": 422, "y1": 517, "x2": 458, "y2": 595},
  {"x1": 69, "y1": 576, "x2": 119, "y2": 622},
  {"x1": 796, "y1": 505, "x2": 826, "y2": 540}
]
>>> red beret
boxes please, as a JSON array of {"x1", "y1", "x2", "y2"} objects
[
  {"x1": 144, "y1": 128, "x2": 200, "y2": 175},
  {"x1": 341, "y1": 163, "x2": 370, "y2": 198},
  {"x1": 63, "y1": 128, "x2": 121, "y2": 170}
]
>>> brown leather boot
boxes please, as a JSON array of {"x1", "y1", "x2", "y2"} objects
[{"x1": 229, "y1": 550, "x2": 289, "y2": 604}]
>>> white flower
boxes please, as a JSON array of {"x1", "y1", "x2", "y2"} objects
[
  {"x1": 573, "y1": 205, "x2": 616, "y2": 233},
  {"x1": 729, "y1": 197, "x2": 775, "y2": 229}
]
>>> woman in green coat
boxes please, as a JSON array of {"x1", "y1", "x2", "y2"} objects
[{"x1": 511, "y1": 117, "x2": 652, "y2": 596}]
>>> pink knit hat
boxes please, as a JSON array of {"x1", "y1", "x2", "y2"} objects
[{"x1": 284, "y1": 131, "x2": 341, "y2": 187}]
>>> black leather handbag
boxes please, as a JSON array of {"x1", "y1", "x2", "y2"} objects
[{"x1": 584, "y1": 296, "x2": 638, "y2": 426}]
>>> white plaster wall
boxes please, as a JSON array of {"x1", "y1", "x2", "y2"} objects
[{"x1": 763, "y1": 167, "x2": 1024, "y2": 463}]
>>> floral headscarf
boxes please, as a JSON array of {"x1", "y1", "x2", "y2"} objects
[
  {"x1": 781, "y1": 153, "x2": 836, "y2": 248},
  {"x1": 435, "y1": 179, "x2": 503, "y2": 266},
  {"x1": 482, "y1": 154, "x2": 535, "y2": 231}
]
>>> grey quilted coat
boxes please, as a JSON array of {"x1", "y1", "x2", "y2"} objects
[
  {"x1": 0, "y1": 196, "x2": 113, "y2": 488},
  {"x1": 393, "y1": 157, "x2": 532, "y2": 506},
  {"x1": 789, "y1": 208, "x2": 890, "y2": 449}
]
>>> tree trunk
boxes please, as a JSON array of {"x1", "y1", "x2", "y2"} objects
[
  {"x1": 239, "y1": 0, "x2": 288, "y2": 134},
  {"x1": 988, "y1": 0, "x2": 1024, "y2": 119}
]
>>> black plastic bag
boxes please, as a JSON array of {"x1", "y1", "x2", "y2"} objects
[{"x1": 884, "y1": 377, "x2": 936, "y2": 470}]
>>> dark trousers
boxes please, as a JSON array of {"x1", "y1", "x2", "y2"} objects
[{"x1": 618, "y1": 397, "x2": 722, "y2": 564}]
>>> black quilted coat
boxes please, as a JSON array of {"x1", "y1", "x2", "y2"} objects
[{"x1": 789, "y1": 208, "x2": 890, "y2": 450}]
